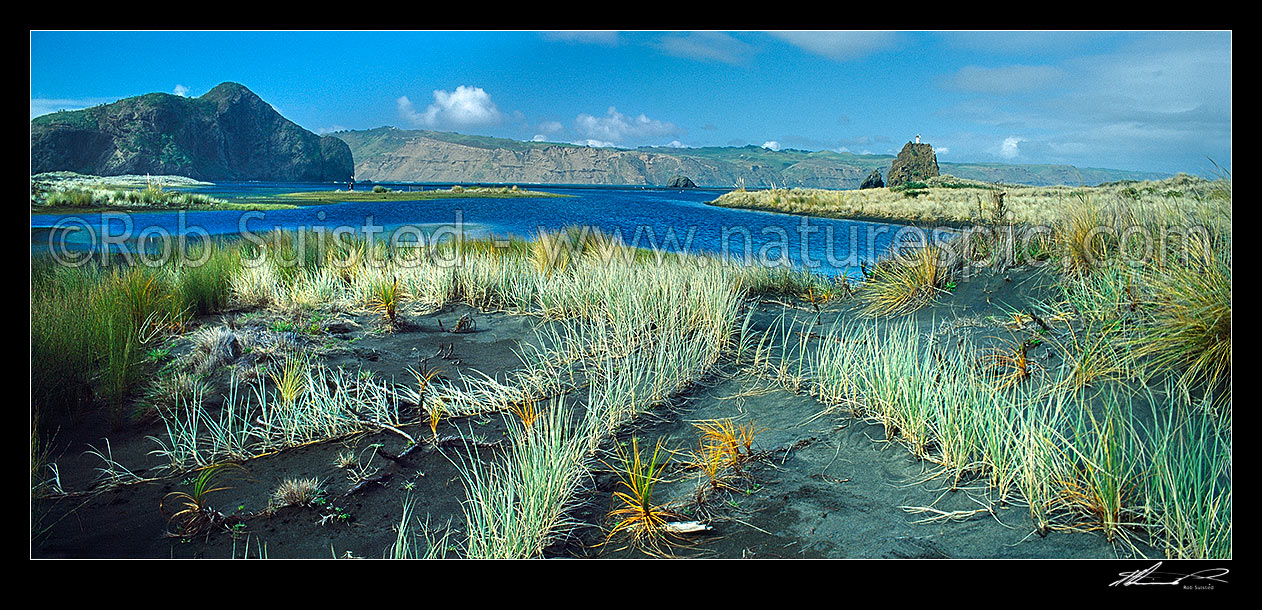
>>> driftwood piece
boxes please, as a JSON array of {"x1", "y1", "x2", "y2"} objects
[
  {"x1": 342, "y1": 472, "x2": 393, "y2": 497},
  {"x1": 1028, "y1": 311, "x2": 1052, "y2": 333},
  {"x1": 663, "y1": 521, "x2": 713, "y2": 535},
  {"x1": 433, "y1": 435, "x2": 504, "y2": 450}
]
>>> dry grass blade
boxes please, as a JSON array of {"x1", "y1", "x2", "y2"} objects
[
  {"x1": 269, "y1": 356, "x2": 307, "y2": 408},
  {"x1": 509, "y1": 397, "x2": 542, "y2": 429},
  {"x1": 978, "y1": 336, "x2": 1041, "y2": 390},
  {"x1": 693, "y1": 418, "x2": 763, "y2": 472}
]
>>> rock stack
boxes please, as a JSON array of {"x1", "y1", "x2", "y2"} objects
[
  {"x1": 859, "y1": 168, "x2": 884, "y2": 189},
  {"x1": 886, "y1": 141, "x2": 940, "y2": 187},
  {"x1": 667, "y1": 175, "x2": 698, "y2": 188}
]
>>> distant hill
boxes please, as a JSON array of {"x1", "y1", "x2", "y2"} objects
[
  {"x1": 31, "y1": 82, "x2": 353, "y2": 182},
  {"x1": 334, "y1": 127, "x2": 1169, "y2": 188}
]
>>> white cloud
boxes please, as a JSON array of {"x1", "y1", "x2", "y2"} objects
[
  {"x1": 770, "y1": 31, "x2": 898, "y2": 61},
  {"x1": 397, "y1": 85, "x2": 504, "y2": 128},
  {"x1": 936, "y1": 146, "x2": 949, "y2": 155},
  {"x1": 531, "y1": 134, "x2": 548, "y2": 142},
  {"x1": 574, "y1": 106, "x2": 680, "y2": 144},
  {"x1": 762, "y1": 141, "x2": 781, "y2": 151},
  {"x1": 576, "y1": 138, "x2": 617, "y2": 148},
  {"x1": 1000, "y1": 137, "x2": 1023, "y2": 159},
  {"x1": 396, "y1": 96, "x2": 421, "y2": 124},
  {"x1": 172, "y1": 84, "x2": 190, "y2": 97},
  {"x1": 666, "y1": 140, "x2": 688, "y2": 148},
  {"x1": 655, "y1": 32, "x2": 754, "y2": 65}
]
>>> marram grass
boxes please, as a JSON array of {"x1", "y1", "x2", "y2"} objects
[{"x1": 856, "y1": 245, "x2": 948, "y2": 317}]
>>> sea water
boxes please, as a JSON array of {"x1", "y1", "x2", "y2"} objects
[{"x1": 31, "y1": 182, "x2": 951, "y2": 279}]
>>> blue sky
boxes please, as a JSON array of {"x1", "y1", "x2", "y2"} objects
[{"x1": 30, "y1": 30, "x2": 1231, "y2": 175}]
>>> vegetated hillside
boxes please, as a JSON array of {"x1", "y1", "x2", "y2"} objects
[
  {"x1": 335, "y1": 127, "x2": 1169, "y2": 188},
  {"x1": 31, "y1": 82, "x2": 354, "y2": 182}
]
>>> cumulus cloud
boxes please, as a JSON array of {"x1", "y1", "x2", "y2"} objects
[
  {"x1": 576, "y1": 138, "x2": 617, "y2": 148},
  {"x1": 762, "y1": 141, "x2": 781, "y2": 151},
  {"x1": 1000, "y1": 136, "x2": 1023, "y2": 159},
  {"x1": 666, "y1": 140, "x2": 688, "y2": 148},
  {"x1": 944, "y1": 65, "x2": 1065, "y2": 94},
  {"x1": 397, "y1": 85, "x2": 504, "y2": 128},
  {"x1": 770, "y1": 31, "x2": 898, "y2": 61},
  {"x1": 574, "y1": 106, "x2": 680, "y2": 144},
  {"x1": 172, "y1": 84, "x2": 190, "y2": 97}
]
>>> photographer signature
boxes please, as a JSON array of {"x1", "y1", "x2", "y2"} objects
[{"x1": 1110, "y1": 562, "x2": 1229, "y2": 587}]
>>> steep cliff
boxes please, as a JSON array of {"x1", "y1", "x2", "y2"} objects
[{"x1": 336, "y1": 128, "x2": 1166, "y2": 188}]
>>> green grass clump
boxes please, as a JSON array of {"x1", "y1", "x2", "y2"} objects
[
  {"x1": 1145, "y1": 384, "x2": 1231, "y2": 558},
  {"x1": 172, "y1": 241, "x2": 240, "y2": 315},
  {"x1": 32, "y1": 263, "x2": 184, "y2": 423},
  {"x1": 42, "y1": 187, "x2": 98, "y2": 208},
  {"x1": 457, "y1": 405, "x2": 587, "y2": 558},
  {"x1": 1126, "y1": 240, "x2": 1231, "y2": 404},
  {"x1": 1056, "y1": 390, "x2": 1145, "y2": 544},
  {"x1": 35, "y1": 184, "x2": 228, "y2": 210},
  {"x1": 160, "y1": 463, "x2": 248, "y2": 537},
  {"x1": 367, "y1": 276, "x2": 403, "y2": 327},
  {"x1": 856, "y1": 245, "x2": 948, "y2": 317},
  {"x1": 32, "y1": 239, "x2": 244, "y2": 424}
]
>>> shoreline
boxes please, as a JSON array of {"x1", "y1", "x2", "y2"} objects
[{"x1": 704, "y1": 196, "x2": 979, "y2": 231}]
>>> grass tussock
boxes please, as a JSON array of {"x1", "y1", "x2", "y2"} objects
[
  {"x1": 269, "y1": 477, "x2": 323, "y2": 509},
  {"x1": 1127, "y1": 240, "x2": 1231, "y2": 401},
  {"x1": 160, "y1": 463, "x2": 248, "y2": 537},
  {"x1": 805, "y1": 313, "x2": 1230, "y2": 556},
  {"x1": 603, "y1": 437, "x2": 676, "y2": 551},
  {"x1": 856, "y1": 244, "x2": 949, "y2": 317},
  {"x1": 36, "y1": 183, "x2": 228, "y2": 210},
  {"x1": 457, "y1": 404, "x2": 588, "y2": 559}
]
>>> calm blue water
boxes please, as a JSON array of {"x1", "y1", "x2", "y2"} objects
[{"x1": 31, "y1": 182, "x2": 949, "y2": 278}]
